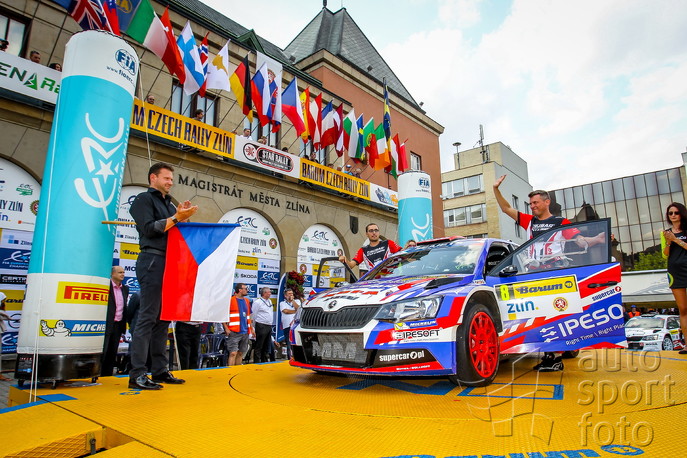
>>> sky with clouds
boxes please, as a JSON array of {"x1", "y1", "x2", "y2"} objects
[{"x1": 201, "y1": 0, "x2": 687, "y2": 190}]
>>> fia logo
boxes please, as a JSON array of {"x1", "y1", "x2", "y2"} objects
[
  {"x1": 115, "y1": 49, "x2": 137, "y2": 75},
  {"x1": 418, "y1": 178, "x2": 430, "y2": 188}
]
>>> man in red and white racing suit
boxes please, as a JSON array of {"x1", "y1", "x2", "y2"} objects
[{"x1": 493, "y1": 175, "x2": 605, "y2": 371}]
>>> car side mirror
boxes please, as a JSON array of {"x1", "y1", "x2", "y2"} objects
[{"x1": 499, "y1": 265, "x2": 518, "y2": 277}]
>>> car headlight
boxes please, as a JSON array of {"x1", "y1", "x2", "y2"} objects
[
  {"x1": 641, "y1": 335, "x2": 659, "y2": 341},
  {"x1": 374, "y1": 296, "x2": 442, "y2": 323}
]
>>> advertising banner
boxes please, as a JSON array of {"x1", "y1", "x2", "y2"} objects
[
  {"x1": 219, "y1": 208, "x2": 280, "y2": 261},
  {"x1": 16, "y1": 31, "x2": 139, "y2": 376},
  {"x1": 130, "y1": 99, "x2": 234, "y2": 159},
  {"x1": 0, "y1": 52, "x2": 61, "y2": 103},
  {"x1": 298, "y1": 224, "x2": 344, "y2": 295},
  {"x1": 0, "y1": 158, "x2": 41, "y2": 231},
  {"x1": 398, "y1": 171, "x2": 433, "y2": 244},
  {"x1": 233, "y1": 136, "x2": 300, "y2": 179}
]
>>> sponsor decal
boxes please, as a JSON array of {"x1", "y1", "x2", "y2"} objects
[
  {"x1": 256, "y1": 148, "x2": 294, "y2": 172},
  {"x1": 506, "y1": 300, "x2": 537, "y2": 319},
  {"x1": 39, "y1": 319, "x2": 107, "y2": 337},
  {"x1": 392, "y1": 329, "x2": 440, "y2": 340},
  {"x1": 243, "y1": 143, "x2": 257, "y2": 160},
  {"x1": 546, "y1": 303, "x2": 625, "y2": 340},
  {"x1": 374, "y1": 349, "x2": 438, "y2": 367},
  {"x1": 591, "y1": 286, "x2": 621, "y2": 301},
  {"x1": 258, "y1": 271, "x2": 279, "y2": 284},
  {"x1": 56, "y1": 282, "x2": 109, "y2": 305},
  {"x1": 119, "y1": 242, "x2": 140, "y2": 260},
  {"x1": 0, "y1": 274, "x2": 26, "y2": 284},
  {"x1": 236, "y1": 256, "x2": 258, "y2": 270},
  {"x1": 553, "y1": 296, "x2": 569, "y2": 312},
  {"x1": 15, "y1": 184, "x2": 33, "y2": 196},
  {"x1": 0, "y1": 248, "x2": 31, "y2": 270},
  {"x1": 497, "y1": 275, "x2": 577, "y2": 300}
]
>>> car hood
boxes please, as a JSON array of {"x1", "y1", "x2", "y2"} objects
[{"x1": 305, "y1": 274, "x2": 472, "y2": 310}]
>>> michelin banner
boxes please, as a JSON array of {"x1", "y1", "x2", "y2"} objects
[
  {"x1": 17, "y1": 31, "x2": 138, "y2": 365},
  {"x1": 398, "y1": 171, "x2": 433, "y2": 244}
]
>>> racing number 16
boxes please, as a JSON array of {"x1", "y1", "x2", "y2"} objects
[{"x1": 499, "y1": 285, "x2": 510, "y2": 301}]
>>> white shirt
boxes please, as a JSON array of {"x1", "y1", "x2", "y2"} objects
[
  {"x1": 252, "y1": 297, "x2": 273, "y2": 325},
  {"x1": 280, "y1": 299, "x2": 300, "y2": 329}
]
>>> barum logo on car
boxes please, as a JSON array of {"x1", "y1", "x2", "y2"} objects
[{"x1": 498, "y1": 276, "x2": 577, "y2": 300}]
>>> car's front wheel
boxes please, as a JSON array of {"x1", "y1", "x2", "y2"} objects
[
  {"x1": 449, "y1": 303, "x2": 500, "y2": 387},
  {"x1": 662, "y1": 336, "x2": 674, "y2": 351}
]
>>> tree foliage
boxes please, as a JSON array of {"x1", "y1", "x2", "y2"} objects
[{"x1": 630, "y1": 251, "x2": 667, "y2": 271}]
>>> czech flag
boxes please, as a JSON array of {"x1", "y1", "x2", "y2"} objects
[{"x1": 161, "y1": 223, "x2": 241, "y2": 322}]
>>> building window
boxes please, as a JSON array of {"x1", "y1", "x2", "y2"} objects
[
  {"x1": 442, "y1": 174, "x2": 483, "y2": 199},
  {"x1": 171, "y1": 82, "x2": 218, "y2": 126},
  {"x1": 0, "y1": 10, "x2": 28, "y2": 56},
  {"x1": 512, "y1": 195, "x2": 521, "y2": 237},
  {"x1": 444, "y1": 204, "x2": 486, "y2": 228},
  {"x1": 410, "y1": 152, "x2": 421, "y2": 171}
]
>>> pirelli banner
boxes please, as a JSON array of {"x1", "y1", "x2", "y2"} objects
[{"x1": 130, "y1": 98, "x2": 235, "y2": 159}]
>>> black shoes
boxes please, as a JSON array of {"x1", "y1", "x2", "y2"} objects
[
  {"x1": 533, "y1": 353, "x2": 564, "y2": 372},
  {"x1": 128, "y1": 375, "x2": 163, "y2": 390},
  {"x1": 151, "y1": 371, "x2": 185, "y2": 384}
]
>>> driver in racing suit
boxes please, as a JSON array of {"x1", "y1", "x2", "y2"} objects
[{"x1": 493, "y1": 175, "x2": 605, "y2": 371}]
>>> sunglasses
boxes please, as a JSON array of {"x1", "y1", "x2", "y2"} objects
[
  {"x1": 367, "y1": 229, "x2": 379, "y2": 233},
  {"x1": 669, "y1": 211, "x2": 680, "y2": 216}
]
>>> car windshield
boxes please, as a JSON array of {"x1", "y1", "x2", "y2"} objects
[
  {"x1": 366, "y1": 241, "x2": 485, "y2": 279},
  {"x1": 626, "y1": 317, "x2": 664, "y2": 329}
]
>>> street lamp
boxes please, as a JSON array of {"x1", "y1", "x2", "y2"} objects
[{"x1": 453, "y1": 142, "x2": 461, "y2": 169}]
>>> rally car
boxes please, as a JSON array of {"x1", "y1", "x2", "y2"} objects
[
  {"x1": 625, "y1": 314, "x2": 684, "y2": 351},
  {"x1": 289, "y1": 219, "x2": 626, "y2": 386}
]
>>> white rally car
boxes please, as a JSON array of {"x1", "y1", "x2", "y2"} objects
[{"x1": 625, "y1": 314, "x2": 684, "y2": 351}]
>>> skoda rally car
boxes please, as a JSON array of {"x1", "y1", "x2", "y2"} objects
[
  {"x1": 289, "y1": 219, "x2": 626, "y2": 386},
  {"x1": 625, "y1": 314, "x2": 684, "y2": 351}
]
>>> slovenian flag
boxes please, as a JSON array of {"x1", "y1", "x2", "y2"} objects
[{"x1": 161, "y1": 223, "x2": 240, "y2": 322}]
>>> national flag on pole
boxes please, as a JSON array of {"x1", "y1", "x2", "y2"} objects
[
  {"x1": 205, "y1": 40, "x2": 231, "y2": 93},
  {"x1": 282, "y1": 78, "x2": 306, "y2": 138},
  {"x1": 65, "y1": 0, "x2": 114, "y2": 33},
  {"x1": 300, "y1": 87, "x2": 310, "y2": 142},
  {"x1": 251, "y1": 62, "x2": 271, "y2": 126},
  {"x1": 398, "y1": 138, "x2": 410, "y2": 172},
  {"x1": 230, "y1": 53, "x2": 253, "y2": 122},
  {"x1": 126, "y1": 5, "x2": 185, "y2": 84},
  {"x1": 343, "y1": 109, "x2": 359, "y2": 159},
  {"x1": 161, "y1": 223, "x2": 241, "y2": 322},
  {"x1": 102, "y1": 0, "x2": 120, "y2": 35},
  {"x1": 387, "y1": 134, "x2": 401, "y2": 178},
  {"x1": 308, "y1": 92, "x2": 322, "y2": 150},
  {"x1": 177, "y1": 22, "x2": 205, "y2": 95},
  {"x1": 363, "y1": 117, "x2": 377, "y2": 167},
  {"x1": 374, "y1": 122, "x2": 390, "y2": 170},
  {"x1": 334, "y1": 104, "x2": 345, "y2": 156},
  {"x1": 197, "y1": 33, "x2": 209, "y2": 97},
  {"x1": 114, "y1": 0, "x2": 144, "y2": 34},
  {"x1": 269, "y1": 71, "x2": 282, "y2": 132},
  {"x1": 320, "y1": 101, "x2": 337, "y2": 149},
  {"x1": 383, "y1": 80, "x2": 392, "y2": 146}
]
